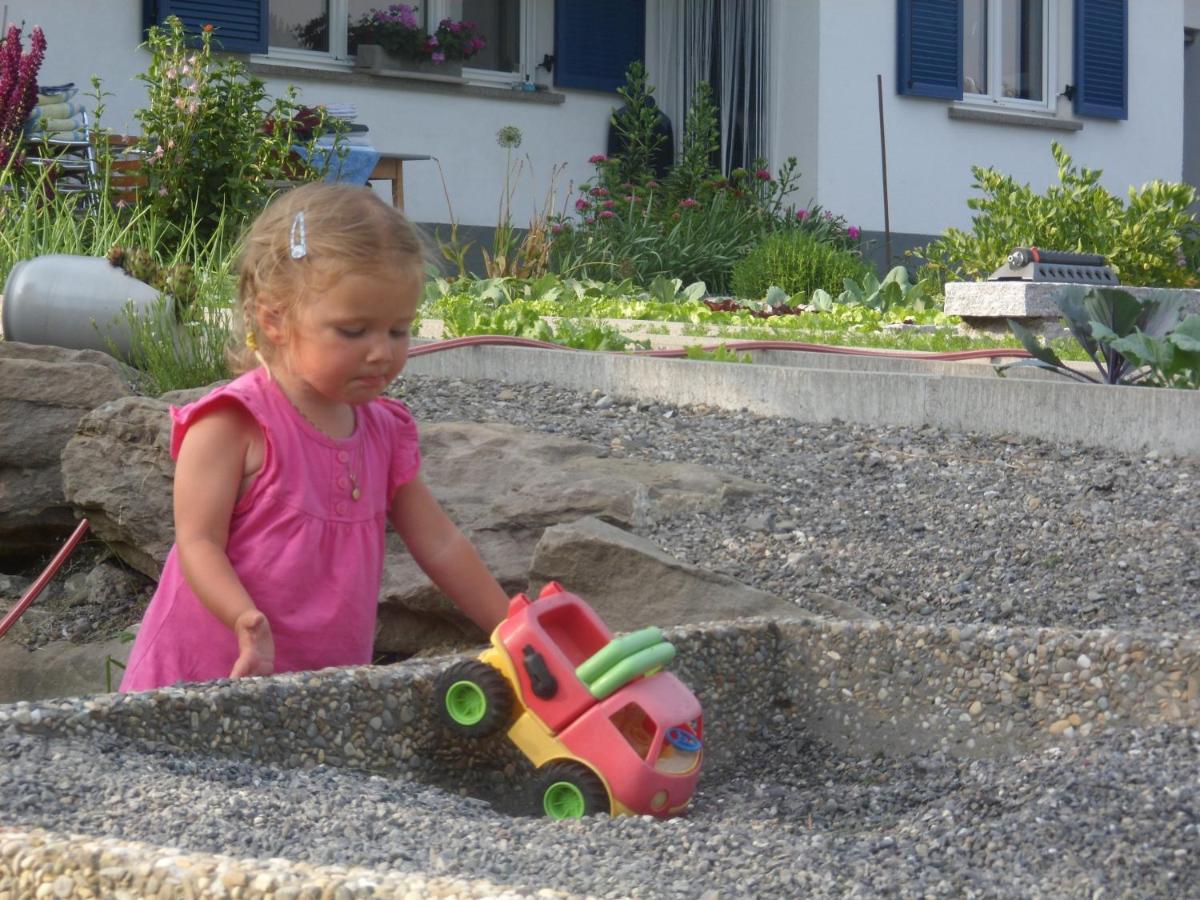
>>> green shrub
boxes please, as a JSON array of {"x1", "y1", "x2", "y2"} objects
[
  {"x1": 731, "y1": 230, "x2": 873, "y2": 301},
  {"x1": 917, "y1": 142, "x2": 1200, "y2": 288}
]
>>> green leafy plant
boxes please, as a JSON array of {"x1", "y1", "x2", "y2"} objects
[
  {"x1": 731, "y1": 229, "x2": 873, "y2": 302},
  {"x1": 838, "y1": 266, "x2": 931, "y2": 314},
  {"x1": 134, "y1": 16, "x2": 337, "y2": 237},
  {"x1": 999, "y1": 285, "x2": 1190, "y2": 385},
  {"x1": 918, "y1": 142, "x2": 1200, "y2": 288},
  {"x1": 683, "y1": 344, "x2": 753, "y2": 363},
  {"x1": 1097, "y1": 314, "x2": 1200, "y2": 389},
  {"x1": 550, "y1": 63, "x2": 845, "y2": 292}
]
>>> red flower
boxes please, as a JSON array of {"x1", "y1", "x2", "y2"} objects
[
  {"x1": 755, "y1": 168, "x2": 771, "y2": 181},
  {"x1": 202, "y1": 23, "x2": 214, "y2": 32}
]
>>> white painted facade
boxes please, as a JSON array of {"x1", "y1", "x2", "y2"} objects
[{"x1": 4, "y1": 0, "x2": 1195, "y2": 240}]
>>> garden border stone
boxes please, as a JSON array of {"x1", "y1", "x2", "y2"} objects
[{"x1": 404, "y1": 343, "x2": 1200, "y2": 458}]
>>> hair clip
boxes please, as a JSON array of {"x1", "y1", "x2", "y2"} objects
[{"x1": 289, "y1": 210, "x2": 307, "y2": 259}]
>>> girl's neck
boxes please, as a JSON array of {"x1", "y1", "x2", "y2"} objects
[{"x1": 267, "y1": 367, "x2": 356, "y2": 439}]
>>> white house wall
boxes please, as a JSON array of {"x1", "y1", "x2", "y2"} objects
[{"x1": 795, "y1": 0, "x2": 1187, "y2": 239}]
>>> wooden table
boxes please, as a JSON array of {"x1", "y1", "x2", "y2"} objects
[{"x1": 368, "y1": 152, "x2": 432, "y2": 210}]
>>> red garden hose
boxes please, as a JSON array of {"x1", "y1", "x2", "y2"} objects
[
  {"x1": 409, "y1": 334, "x2": 1031, "y2": 362},
  {"x1": 0, "y1": 518, "x2": 90, "y2": 639}
]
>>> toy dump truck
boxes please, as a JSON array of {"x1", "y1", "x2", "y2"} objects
[{"x1": 434, "y1": 582, "x2": 704, "y2": 818}]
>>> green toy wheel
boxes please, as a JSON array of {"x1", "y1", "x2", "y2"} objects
[
  {"x1": 533, "y1": 761, "x2": 610, "y2": 819},
  {"x1": 434, "y1": 659, "x2": 513, "y2": 738}
]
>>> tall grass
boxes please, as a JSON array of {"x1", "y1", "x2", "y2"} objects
[{"x1": 0, "y1": 163, "x2": 245, "y2": 393}]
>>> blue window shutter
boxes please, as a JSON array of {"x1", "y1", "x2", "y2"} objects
[
  {"x1": 1074, "y1": 0, "x2": 1127, "y2": 119},
  {"x1": 897, "y1": 0, "x2": 962, "y2": 100},
  {"x1": 554, "y1": 0, "x2": 646, "y2": 92},
  {"x1": 143, "y1": 0, "x2": 267, "y2": 54}
]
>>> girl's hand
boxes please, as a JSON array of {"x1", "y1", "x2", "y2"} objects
[{"x1": 230, "y1": 609, "x2": 275, "y2": 678}]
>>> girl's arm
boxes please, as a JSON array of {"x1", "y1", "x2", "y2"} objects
[
  {"x1": 173, "y1": 403, "x2": 275, "y2": 678},
  {"x1": 389, "y1": 477, "x2": 508, "y2": 633}
]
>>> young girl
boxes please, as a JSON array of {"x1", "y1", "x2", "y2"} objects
[{"x1": 120, "y1": 183, "x2": 508, "y2": 691}]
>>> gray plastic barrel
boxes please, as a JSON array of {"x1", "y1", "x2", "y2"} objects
[{"x1": 1, "y1": 254, "x2": 163, "y2": 357}]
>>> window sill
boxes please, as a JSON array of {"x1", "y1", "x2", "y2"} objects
[
  {"x1": 948, "y1": 104, "x2": 1082, "y2": 132},
  {"x1": 246, "y1": 59, "x2": 565, "y2": 105}
]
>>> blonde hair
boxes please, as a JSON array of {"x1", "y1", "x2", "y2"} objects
[{"x1": 231, "y1": 182, "x2": 429, "y2": 373}]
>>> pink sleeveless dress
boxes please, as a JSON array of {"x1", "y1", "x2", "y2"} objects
[{"x1": 119, "y1": 367, "x2": 421, "y2": 692}]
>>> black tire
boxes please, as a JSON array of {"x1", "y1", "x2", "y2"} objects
[
  {"x1": 532, "y1": 761, "x2": 611, "y2": 819},
  {"x1": 434, "y1": 659, "x2": 513, "y2": 738}
]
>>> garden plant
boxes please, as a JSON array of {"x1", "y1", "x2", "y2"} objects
[
  {"x1": 917, "y1": 142, "x2": 1200, "y2": 289},
  {"x1": 1000, "y1": 285, "x2": 1199, "y2": 389}
]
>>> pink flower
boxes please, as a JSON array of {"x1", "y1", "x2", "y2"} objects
[
  {"x1": 625, "y1": 195, "x2": 638, "y2": 204},
  {"x1": 431, "y1": 51, "x2": 445, "y2": 63},
  {"x1": 755, "y1": 168, "x2": 771, "y2": 181},
  {"x1": 584, "y1": 216, "x2": 595, "y2": 225},
  {"x1": 589, "y1": 186, "x2": 609, "y2": 197},
  {"x1": 646, "y1": 180, "x2": 660, "y2": 189},
  {"x1": 848, "y1": 226, "x2": 861, "y2": 239},
  {"x1": 602, "y1": 199, "x2": 615, "y2": 209},
  {"x1": 599, "y1": 210, "x2": 615, "y2": 218},
  {"x1": 154, "y1": 145, "x2": 165, "y2": 158},
  {"x1": 796, "y1": 209, "x2": 809, "y2": 220},
  {"x1": 551, "y1": 223, "x2": 564, "y2": 234},
  {"x1": 588, "y1": 154, "x2": 608, "y2": 164},
  {"x1": 678, "y1": 198, "x2": 698, "y2": 208},
  {"x1": 575, "y1": 198, "x2": 590, "y2": 211}
]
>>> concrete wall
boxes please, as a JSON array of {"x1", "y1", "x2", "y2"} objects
[{"x1": 811, "y1": 0, "x2": 1189, "y2": 238}]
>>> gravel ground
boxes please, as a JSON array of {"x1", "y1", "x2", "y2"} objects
[{"x1": 3, "y1": 372, "x2": 1199, "y2": 897}]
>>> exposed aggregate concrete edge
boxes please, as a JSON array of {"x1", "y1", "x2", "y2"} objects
[{"x1": 2, "y1": 616, "x2": 1198, "y2": 896}]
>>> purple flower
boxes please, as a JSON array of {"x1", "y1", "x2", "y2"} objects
[
  {"x1": 755, "y1": 168, "x2": 771, "y2": 181},
  {"x1": 795, "y1": 209, "x2": 809, "y2": 221},
  {"x1": 575, "y1": 198, "x2": 590, "y2": 211},
  {"x1": 848, "y1": 226, "x2": 861, "y2": 240},
  {"x1": 431, "y1": 51, "x2": 445, "y2": 63}
]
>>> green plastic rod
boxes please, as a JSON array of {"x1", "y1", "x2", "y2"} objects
[
  {"x1": 587, "y1": 641, "x2": 676, "y2": 700},
  {"x1": 576, "y1": 626, "x2": 663, "y2": 685}
]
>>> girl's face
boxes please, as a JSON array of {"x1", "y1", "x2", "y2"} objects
[{"x1": 262, "y1": 265, "x2": 421, "y2": 410}]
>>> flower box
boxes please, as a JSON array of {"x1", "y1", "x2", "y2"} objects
[{"x1": 353, "y1": 43, "x2": 464, "y2": 78}]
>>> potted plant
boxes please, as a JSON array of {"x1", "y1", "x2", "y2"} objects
[{"x1": 350, "y1": 4, "x2": 485, "y2": 77}]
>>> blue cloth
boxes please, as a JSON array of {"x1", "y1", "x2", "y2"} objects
[{"x1": 293, "y1": 140, "x2": 380, "y2": 186}]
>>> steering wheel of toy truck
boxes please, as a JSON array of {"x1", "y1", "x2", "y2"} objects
[
  {"x1": 665, "y1": 726, "x2": 702, "y2": 752},
  {"x1": 435, "y1": 659, "x2": 513, "y2": 738}
]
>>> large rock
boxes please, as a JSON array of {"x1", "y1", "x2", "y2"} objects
[
  {"x1": 0, "y1": 342, "x2": 133, "y2": 559},
  {"x1": 0, "y1": 634, "x2": 133, "y2": 703},
  {"x1": 528, "y1": 516, "x2": 802, "y2": 632},
  {"x1": 61, "y1": 396, "x2": 176, "y2": 578},
  {"x1": 61, "y1": 399, "x2": 767, "y2": 653},
  {"x1": 375, "y1": 422, "x2": 765, "y2": 652}
]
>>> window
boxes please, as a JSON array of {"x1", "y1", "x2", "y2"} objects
[
  {"x1": 897, "y1": 0, "x2": 1127, "y2": 120},
  {"x1": 962, "y1": 0, "x2": 1050, "y2": 108},
  {"x1": 266, "y1": 0, "x2": 527, "y2": 80}
]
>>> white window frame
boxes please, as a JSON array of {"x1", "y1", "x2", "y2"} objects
[
  {"x1": 962, "y1": 0, "x2": 1057, "y2": 113},
  {"x1": 258, "y1": 0, "x2": 536, "y2": 84}
]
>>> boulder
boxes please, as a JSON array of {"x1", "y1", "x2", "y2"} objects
[
  {"x1": 0, "y1": 342, "x2": 133, "y2": 559},
  {"x1": 60, "y1": 397, "x2": 767, "y2": 654},
  {"x1": 61, "y1": 395, "x2": 176, "y2": 578},
  {"x1": 528, "y1": 516, "x2": 803, "y2": 632},
  {"x1": 0, "y1": 634, "x2": 133, "y2": 703}
]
